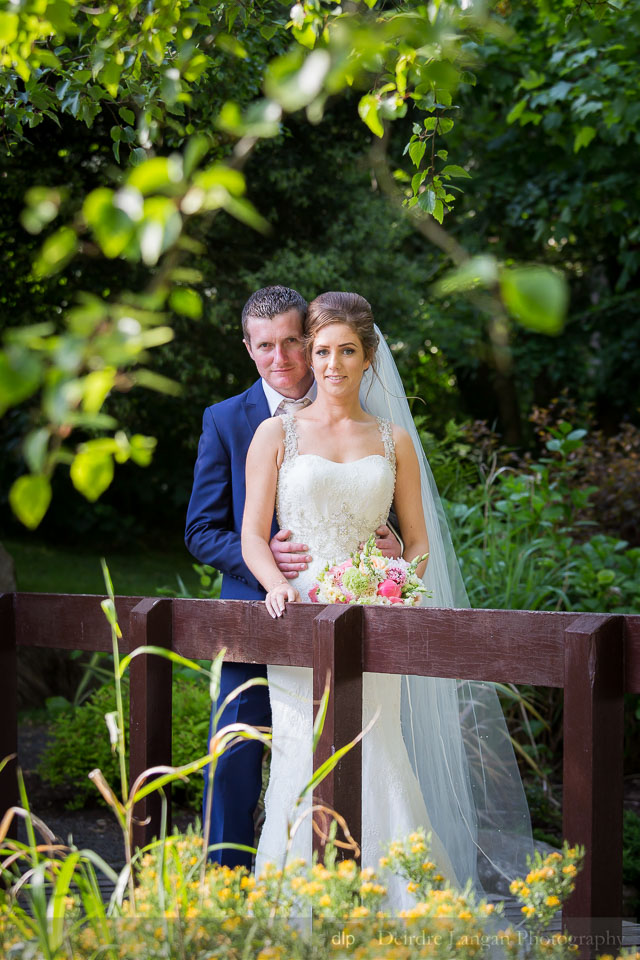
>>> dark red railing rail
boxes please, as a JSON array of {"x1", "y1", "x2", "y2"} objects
[{"x1": 1, "y1": 593, "x2": 639, "y2": 943}]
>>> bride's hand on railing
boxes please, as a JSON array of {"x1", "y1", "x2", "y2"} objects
[{"x1": 265, "y1": 581, "x2": 301, "y2": 618}]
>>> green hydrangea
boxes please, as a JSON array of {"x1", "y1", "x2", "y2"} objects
[{"x1": 341, "y1": 566, "x2": 377, "y2": 597}]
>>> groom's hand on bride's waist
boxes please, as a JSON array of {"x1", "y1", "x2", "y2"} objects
[
  {"x1": 362, "y1": 524, "x2": 402, "y2": 559},
  {"x1": 270, "y1": 529, "x2": 312, "y2": 579}
]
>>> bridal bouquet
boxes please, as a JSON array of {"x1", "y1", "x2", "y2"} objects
[{"x1": 309, "y1": 535, "x2": 429, "y2": 606}]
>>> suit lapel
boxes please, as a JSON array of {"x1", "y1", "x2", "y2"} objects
[
  {"x1": 243, "y1": 379, "x2": 270, "y2": 435},
  {"x1": 242, "y1": 380, "x2": 278, "y2": 538}
]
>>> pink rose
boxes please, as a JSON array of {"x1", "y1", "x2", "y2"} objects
[
  {"x1": 308, "y1": 584, "x2": 320, "y2": 603},
  {"x1": 377, "y1": 579, "x2": 402, "y2": 599},
  {"x1": 337, "y1": 559, "x2": 354, "y2": 573},
  {"x1": 386, "y1": 565, "x2": 407, "y2": 586},
  {"x1": 389, "y1": 596, "x2": 404, "y2": 605}
]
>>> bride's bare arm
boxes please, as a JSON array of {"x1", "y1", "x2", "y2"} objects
[
  {"x1": 393, "y1": 427, "x2": 430, "y2": 578},
  {"x1": 242, "y1": 419, "x2": 301, "y2": 617}
]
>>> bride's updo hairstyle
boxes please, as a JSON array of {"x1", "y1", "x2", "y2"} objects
[{"x1": 304, "y1": 291, "x2": 379, "y2": 366}]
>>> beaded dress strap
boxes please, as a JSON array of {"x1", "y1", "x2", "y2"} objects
[
  {"x1": 376, "y1": 417, "x2": 396, "y2": 475},
  {"x1": 281, "y1": 413, "x2": 298, "y2": 464}
]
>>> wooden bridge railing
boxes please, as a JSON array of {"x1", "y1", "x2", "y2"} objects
[{"x1": 1, "y1": 592, "x2": 639, "y2": 943}]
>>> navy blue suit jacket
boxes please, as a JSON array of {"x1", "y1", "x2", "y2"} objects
[{"x1": 185, "y1": 379, "x2": 278, "y2": 600}]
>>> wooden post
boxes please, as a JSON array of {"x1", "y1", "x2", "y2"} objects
[
  {"x1": 562, "y1": 613, "x2": 624, "y2": 952},
  {"x1": 0, "y1": 594, "x2": 18, "y2": 839},
  {"x1": 129, "y1": 598, "x2": 173, "y2": 852},
  {"x1": 312, "y1": 605, "x2": 363, "y2": 862}
]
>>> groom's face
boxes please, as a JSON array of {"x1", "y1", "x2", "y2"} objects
[{"x1": 244, "y1": 309, "x2": 312, "y2": 398}]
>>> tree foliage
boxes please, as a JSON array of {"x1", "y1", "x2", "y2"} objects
[{"x1": 3, "y1": 0, "x2": 630, "y2": 531}]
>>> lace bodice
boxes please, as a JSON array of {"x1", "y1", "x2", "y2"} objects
[{"x1": 276, "y1": 414, "x2": 396, "y2": 594}]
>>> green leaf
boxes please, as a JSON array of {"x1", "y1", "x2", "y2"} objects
[
  {"x1": 500, "y1": 267, "x2": 568, "y2": 335},
  {"x1": 0, "y1": 349, "x2": 42, "y2": 415},
  {"x1": 183, "y1": 135, "x2": 210, "y2": 177},
  {"x1": 0, "y1": 12, "x2": 19, "y2": 46},
  {"x1": 433, "y1": 198, "x2": 444, "y2": 224},
  {"x1": 417, "y1": 188, "x2": 436, "y2": 214},
  {"x1": 215, "y1": 32, "x2": 248, "y2": 58},
  {"x1": 83, "y1": 188, "x2": 134, "y2": 259},
  {"x1": 9, "y1": 475, "x2": 52, "y2": 529},
  {"x1": 127, "y1": 156, "x2": 183, "y2": 196},
  {"x1": 292, "y1": 23, "x2": 317, "y2": 49},
  {"x1": 408, "y1": 139, "x2": 426, "y2": 168},
  {"x1": 358, "y1": 94, "x2": 384, "y2": 138},
  {"x1": 70, "y1": 448, "x2": 115, "y2": 501},
  {"x1": 33, "y1": 226, "x2": 78, "y2": 278},
  {"x1": 573, "y1": 126, "x2": 596, "y2": 153},
  {"x1": 82, "y1": 368, "x2": 116, "y2": 414},
  {"x1": 519, "y1": 70, "x2": 546, "y2": 91},
  {"x1": 23, "y1": 428, "x2": 50, "y2": 473},
  {"x1": 264, "y1": 48, "x2": 329, "y2": 113},
  {"x1": 435, "y1": 255, "x2": 499, "y2": 295},
  {"x1": 118, "y1": 107, "x2": 135, "y2": 125},
  {"x1": 438, "y1": 117, "x2": 454, "y2": 134},
  {"x1": 195, "y1": 164, "x2": 245, "y2": 197},
  {"x1": 133, "y1": 369, "x2": 182, "y2": 396},
  {"x1": 129, "y1": 434, "x2": 157, "y2": 466},
  {"x1": 169, "y1": 287, "x2": 202, "y2": 318},
  {"x1": 506, "y1": 98, "x2": 528, "y2": 124},
  {"x1": 441, "y1": 164, "x2": 471, "y2": 179}
]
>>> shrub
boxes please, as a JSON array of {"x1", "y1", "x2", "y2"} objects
[
  {"x1": 38, "y1": 677, "x2": 211, "y2": 809},
  {"x1": 0, "y1": 827, "x2": 584, "y2": 960}
]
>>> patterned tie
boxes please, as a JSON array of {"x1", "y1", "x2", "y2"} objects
[{"x1": 275, "y1": 397, "x2": 312, "y2": 416}]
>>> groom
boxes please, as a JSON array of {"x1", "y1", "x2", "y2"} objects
[{"x1": 185, "y1": 284, "x2": 398, "y2": 869}]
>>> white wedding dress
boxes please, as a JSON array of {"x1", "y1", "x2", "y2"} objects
[{"x1": 254, "y1": 413, "x2": 458, "y2": 911}]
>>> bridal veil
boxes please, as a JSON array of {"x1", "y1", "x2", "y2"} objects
[{"x1": 360, "y1": 325, "x2": 533, "y2": 893}]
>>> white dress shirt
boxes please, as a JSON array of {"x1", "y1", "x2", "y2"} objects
[{"x1": 261, "y1": 378, "x2": 317, "y2": 417}]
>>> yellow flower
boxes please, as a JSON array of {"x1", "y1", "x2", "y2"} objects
[
  {"x1": 378, "y1": 856, "x2": 390, "y2": 868},
  {"x1": 350, "y1": 906, "x2": 369, "y2": 918},
  {"x1": 406, "y1": 881, "x2": 419, "y2": 894},
  {"x1": 408, "y1": 831, "x2": 423, "y2": 844},
  {"x1": 562, "y1": 864, "x2": 577, "y2": 876},
  {"x1": 300, "y1": 880, "x2": 323, "y2": 896},
  {"x1": 521, "y1": 905, "x2": 536, "y2": 918},
  {"x1": 544, "y1": 895, "x2": 560, "y2": 908},
  {"x1": 337, "y1": 859, "x2": 357, "y2": 877},
  {"x1": 319, "y1": 894, "x2": 332, "y2": 907},
  {"x1": 411, "y1": 842, "x2": 426, "y2": 854},
  {"x1": 241, "y1": 874, "x2": 256, "y2": 889},
  {"x1": 217, "y1": 887, "x2": 231, "y2": 901}
]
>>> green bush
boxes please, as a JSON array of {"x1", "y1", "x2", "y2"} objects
[
  {"x1": 445, "y1": 421, "x2": 640, "y2": 614},
  {"x1": 38, "y1": 677, "x2": 211, "y2": 809},
  {"x1": 624, "y1": 809, "x2": 640, "y2": 917}
]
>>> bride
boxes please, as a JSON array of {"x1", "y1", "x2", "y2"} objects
[{"x1": 241, "y1": 291, "x2": 532, "y2": 909}]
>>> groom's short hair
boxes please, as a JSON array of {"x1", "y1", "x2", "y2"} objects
[{"x1": 241, "y1": 285, "x2": 307, "y2": 341}]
